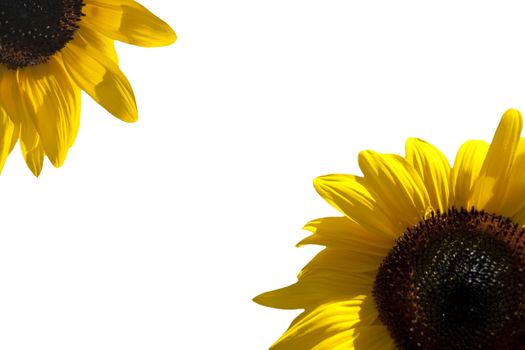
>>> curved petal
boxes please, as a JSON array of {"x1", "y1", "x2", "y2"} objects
[
  {"x1": 78, "y1": 22, "x2": 119, "y2": 63},
  {"x1": 0, "y1": 105, "x2": 19, "y2": 174},
  {"x1": 450, "y1": 140, "x2": 489, "y2": 209},
  {"x1": 84, "y1": 0, "x2": 176, "y2": 47},
  {"x1": 254, "y1": 270, "x2": 373, "y2": 310},
  {"x1": 0, "y1": 67, "x2": 27, "y2": 129},
  {"x1": 313, "y1": 174, "x2": 402, "y2": 238},
  {"x1": 20, "y1": 124, "x2": 44, "y2": 177},
  {"x1": 0, "y1": 66, "x2": 20, "y2": 157},
  {"x1": 499, "y1": 139, "x2": 525, "y2": 218},
  {"x1": 17, "y1": 56, "x2": 80, "y2": 167},
  {"x1": 61, "y1": 32, "x2": 137, "y2": 122},
  {"x1": 405, "y1": 138, "x2": 451, "y2": 212},
  {"x1": 299, "y1": 248, "x2": 384, "y2": 277},
  {"x1": 67, "y1": 86, "x2": 82, "y2": 148},
  {"x1": 0, "y1": 65, "x2": 44, "y2": 176},
  {"x1": 358, "y1": 151, "x2": 431, "y2": 228},
  {"x1": 269, "y1": 296, "x2": 379, "y2": 350},
  {"x1": 469, "y1": 109, "x2": 523, "y2": 213},
  {"x1": 299, "y1": 217, "x2": 394, "y2": 253}
]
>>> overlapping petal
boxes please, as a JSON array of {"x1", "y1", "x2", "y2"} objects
[
  {"x1": 62, "y1": 33, "x2": 138, "y2": 123},
  {"x1": 358, "y1": 151, "x2": 431, "y2": 228},
  {"x1": 405, "y1": 138, "x2": 451, "y2": 212},
  {"x1": 254, "y1": 268, "x2": 373, "y2": 310},
  {"x1": 269, "y1": 296, "x2": 377, "y2": 350},
  {"x1": 0, "y1": 66, "x2": 45, "y2": 175},
  {"x1": 299, "y1": 217, "x2": 393, "y2": 253},
  {"x1": 258, "y1": 110, "x2": 525, "y2": 349},
  {"x1": 78, "y1": 22, "x2": 119, "y2": 63},
  {"x1": 20, "y1": 124, "x2": 45, "y2": 177},
  {"x1": 450, "y1": 140, "x2": 489, "y2": 209},
  {"x1": 314, "y1": 174, "x2": 403, "y2": 238},
  {"x1": 0, "y1": 0, "x2": 174, "y2": 174},
  {"x1": 0, "y1": 105, "x2": 19, "y2": 174},
  {"x1": 469, "y1": 109, "x2": 523, "y2": 213},
  {"x1": 84, "y1": 0, "x2": 176, "y2": 47},
  {"x1": 16, "y1": 56, "x2": 80, "y2": 167}
]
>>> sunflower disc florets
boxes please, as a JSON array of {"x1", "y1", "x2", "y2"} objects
[{"x1": 374, "y1": 208, "x2": 525, "y2": 350}]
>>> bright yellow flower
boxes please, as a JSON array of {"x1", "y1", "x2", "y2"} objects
[
  {"x1": 0, "y1": 0, "x2": 175, "y2": 175},
  {"x1": 255, "y1": 109, "x2": 525, "y2": 349}
]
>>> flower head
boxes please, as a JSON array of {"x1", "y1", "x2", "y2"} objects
[
  {"x1": 255, "y1": 109, "x2": 525, "y2": 349},
  {"x1": 0, "y1": 0, "x2": 176, "y2": 175}
]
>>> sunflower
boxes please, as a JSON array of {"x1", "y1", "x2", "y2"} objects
[
  {"x1": 0, "y1": 0, "x2": 175, "y2": 176},
  {"x1": 255, "y1": 109, "x2": 525, "y2": 349}
]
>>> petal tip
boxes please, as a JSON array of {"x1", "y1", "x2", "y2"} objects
[
  {"x1": 501, "y1": 108, "x2": 523, "y2": 128},
  {"x1": 29, "y1": 166, "x2": 42, "y2": 177},
  {"x1": 313, "y1": 175, "x2": 334, "y2": 194},
  {"x1": 252, "y1": 293, "x2": 269, "y2": 307}
]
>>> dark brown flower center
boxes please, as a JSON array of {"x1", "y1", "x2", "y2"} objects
[
  {"x1": 0, "y1": 0, "x2": 84, "y2": 69},
  {"x1": 373, "y1": 208, "x2": 525, "y2": 350}
]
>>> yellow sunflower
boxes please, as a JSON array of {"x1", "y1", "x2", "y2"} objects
[
  {"x1": 255, "y1": 109, "x2": 525, "y2": 349},
  {"x1": 0, "y1": 0, "x2": 175, "y2": 176}
]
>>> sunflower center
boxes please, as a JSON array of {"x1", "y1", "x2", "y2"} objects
[
  {"x1": 0, "y1": 0, "x2": 84, "y2": 69},
  {"x1": 373, "y1": 208, "x2": 525, "y2": 350}
]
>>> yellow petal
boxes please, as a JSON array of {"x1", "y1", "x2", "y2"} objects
[
  {"x1": 0, "y1": 105, "x2": 19, "y2": 174},
  {"x1": 0, "y1": 66, "x2": 23, "y2": 154},
  {"x1": 17, "y1": 56, "x2": 80, "y2": 167},
  {"x1": 20, "y1": 124, "x2": 44, "y2": 177},
  {"x1": 79, "y1": 22, "x2": 119, "y2": 63},
  {"x1": 299, "y1": 217, "x2": 394, "y2": 253},
  {"x1": 270, "y1": 296, "x2": 378, "y2": 350},
  {"x1": 499, "y1": 139, "x2": 525, "y2": 218},
  {"x1": 68, "y1": 86, "x2": 82, "y2": 149},
  {"x1": 61, "y1": 33, "x2": 137, "y2": 122},
  {"x1": 405, "y1": 138, "x2": 451, "y2": 212},
  {"x1": 314, "y1": 174, "x2": 401, "y2": 238},
  {"x1": 254, "y1": 270, "x2": 373, "y2": 310},
  {"x1": 450, "y1": 140, "x2": 489, "y2": 209},
  {"x1": 299, "y1": 248, "x2": 384, "y2": 277},
  {"x1": 84, "y1": 0, "x2": 176, "y2": 47},
  {"x1": 0, "y1": 67, "x2": 26, "y2": 127},
  {"x1": 358, "y1": 151, "x2": 430, "y2": 228},
  {"x1": 469, "y1": 108, "x2": 523, "y2": 212},
  {"x1": 0, "y1": 67, "x2": 20, "y2": 158},
  {"x1": 0, "y1": 64, "x2": 47, "y2": 175}
]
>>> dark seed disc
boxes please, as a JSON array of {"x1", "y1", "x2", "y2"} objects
[
  {"x1": 0, "y1": 0, "x2": 84, "y2": 69},
  {"x1": 373, "y1": 208, "x2": 525, "y2": 350}
]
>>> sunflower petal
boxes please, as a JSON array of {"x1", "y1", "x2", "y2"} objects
[
  {"x1": 61, "y1": 34, "x2": 137, "y2": 122},
  {"x1": 0, "y1": 106, "x2": 19, "y2": 174},
  {"x1": 20, "y1": 124, "x2": 44, "y2": 177},
  {"x1": 79, "y1": 22, "x2": 119, "y2": 63},
  {"x1": 269, "y1": 296, "x2": 377, "y2": 350},
  {"x1": 299, "y1": 217, "x2": 393, "y2": 252},
  {"x1": 358, "y1": 151, "x2": 431, "y2": 227},
  {"x1": 300, "y1": 248, "x2": 383, "y2": 277},
  {"x1": 469, "y1": 109, "x2": 523, "y2": 212},
  {"x1": 17, "y1": 56, "x2": 80, "y2": 167},
  {"x1": 2, "y1": 69, "x2": 44, "y2": 176},
  {"x1": 0, "y1": 67, "x2": 26, "y2": 127},
  {"x1": 450, "y1": 140, "x2": 489, "y2": 209},
  {"x1": 497, "y1": 139, "x2": 525, "y2": 218},
  {"x1": 314, "y1": 174, "x2": 402, "y2": 238},
  {"x1": 84, "y1": 0, "x2": 176, "y2": 47},
  {"x1": 405, "y1": 138, "x2": 451, "y2": 212},
  {"x1": 254, "y1": 270, "x2": 373, "y2": 310}
]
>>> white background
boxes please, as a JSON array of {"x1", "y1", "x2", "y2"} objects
[{"x1": 1, "y1": 0, "x2": 525, "y2": 349}]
